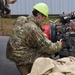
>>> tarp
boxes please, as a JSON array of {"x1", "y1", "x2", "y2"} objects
[{"x1": 28, "y1": 56, "x2": 75, "y2": 75}]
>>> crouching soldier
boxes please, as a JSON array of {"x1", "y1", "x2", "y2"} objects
[{"x1": 6, "y1": 3, "x2": 63, "y2": 75}]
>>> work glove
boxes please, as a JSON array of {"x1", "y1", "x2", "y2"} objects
[{"x1": 60, "y1": 39, "x2": 65, "y2": 47}]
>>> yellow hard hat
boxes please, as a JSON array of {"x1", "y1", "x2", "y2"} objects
[{"x1": 33, "y1": 3, "x2": 49, "y2": 17}]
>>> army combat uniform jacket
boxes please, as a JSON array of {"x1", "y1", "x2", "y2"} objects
[{"x1": 6, "y1": 15, "x2": 62, "y2": 65}]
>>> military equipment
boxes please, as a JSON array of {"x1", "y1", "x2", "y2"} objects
[{"x1": 50, "y1": 11, "x2": 75, "y2": 58}]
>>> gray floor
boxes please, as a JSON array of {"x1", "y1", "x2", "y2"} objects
[{"x1": 0, "y1": 36, "x2": 21, "y2": 75}]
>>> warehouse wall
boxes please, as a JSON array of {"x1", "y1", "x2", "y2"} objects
[{"x1": 9, "y1": 0, "x2": 75, "y2": 15}]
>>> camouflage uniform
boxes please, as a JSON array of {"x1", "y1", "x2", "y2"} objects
[{"x1": 6, "y1": 15, "x2": 62, "y2": 65}]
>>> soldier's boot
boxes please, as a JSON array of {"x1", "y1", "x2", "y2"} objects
[
  {"x1": 17, "y1": 65, "x2": 28, "y2": 75},
  {"x1": 6, "y1": 10, "x2": 11, "y2": 18},
  {"x1": 4, "y1": 8, "x2": 11, "y2": 18},
  {"x1": 1, "y1": 7, "x2": 11, "y2": 18}
]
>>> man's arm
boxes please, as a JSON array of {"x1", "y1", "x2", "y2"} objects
[{"x1": 31, "y1": 27, "x2": 62, "y2": 55}]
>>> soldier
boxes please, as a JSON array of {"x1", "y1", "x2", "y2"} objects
[{"x1": 6, "y1": 3, "x2": 62, "y2": 75}]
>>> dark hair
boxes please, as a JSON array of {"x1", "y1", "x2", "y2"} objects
[{"x1": 32, "y1": 9, "x2": 45, "y2": 17}]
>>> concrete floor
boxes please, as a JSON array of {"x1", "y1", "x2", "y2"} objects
[{"x1": 0, "y1": 36, "x2": 21, "y2": 75}]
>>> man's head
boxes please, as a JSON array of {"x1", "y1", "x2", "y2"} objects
[{"x1": 32, "y1": 3, "x2": 49, "y2": 23}]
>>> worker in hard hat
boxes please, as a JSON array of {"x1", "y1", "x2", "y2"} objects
[{"x1": 6, "y1": 3, "x2": 62, "y2": 75}]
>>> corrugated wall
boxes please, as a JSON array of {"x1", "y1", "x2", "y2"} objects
[{"x1": 9, "y1": 0, "x2": 75, "y2": 15}]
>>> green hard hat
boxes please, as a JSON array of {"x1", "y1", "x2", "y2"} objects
[{"x1": 33, "y1": 3, "x2": 49, "y2": 17}]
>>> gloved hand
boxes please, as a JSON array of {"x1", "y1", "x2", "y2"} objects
[{"x1": 60, "y1": 39, "x2": 64, "y2": 47}]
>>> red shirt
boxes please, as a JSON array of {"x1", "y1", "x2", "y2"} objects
[{"x1": 42, "y1": 24, "x2": 50, "y2": 39}]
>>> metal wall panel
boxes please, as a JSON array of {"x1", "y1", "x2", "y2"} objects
[{"x1": 9, "y1": 0, "x2": 75, "y2": 15}]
